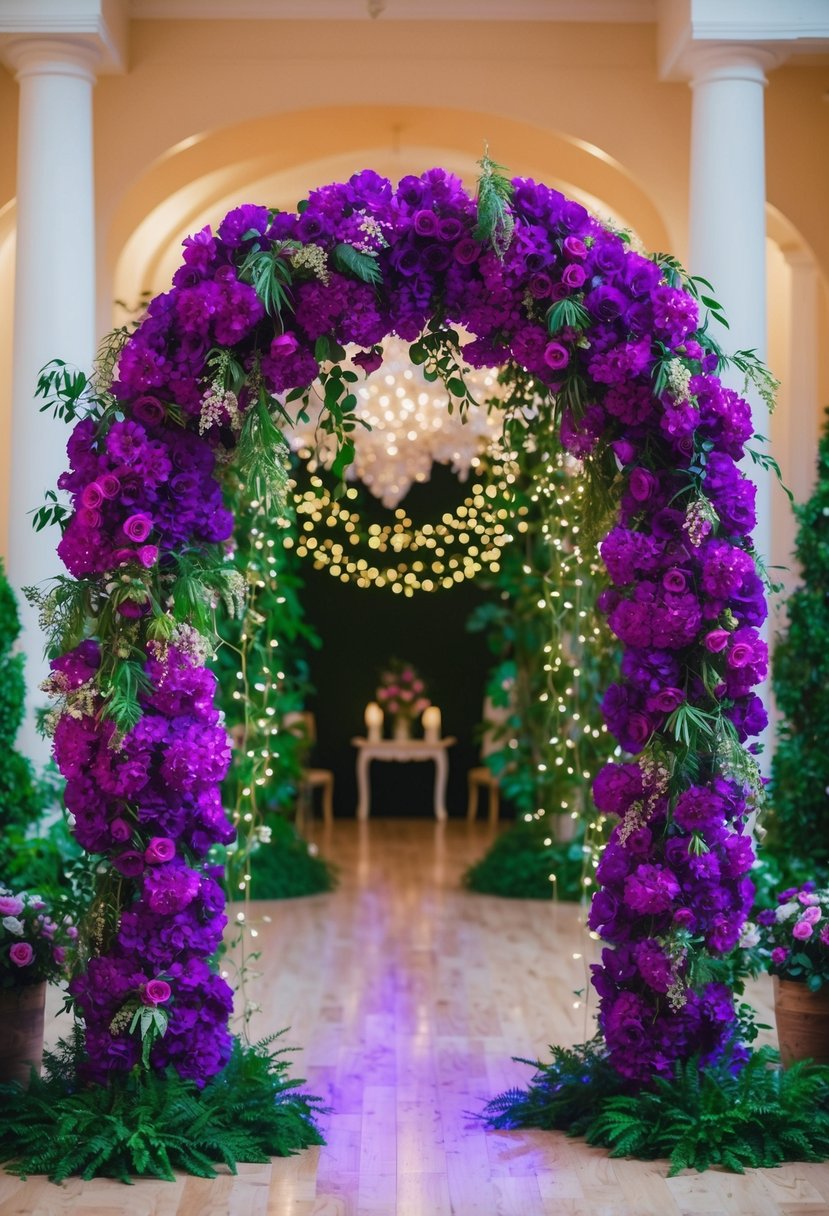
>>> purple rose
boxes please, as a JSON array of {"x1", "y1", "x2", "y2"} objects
[
  {"x1": 270, "y1": 333, "x2": 299, "y2": 358},
  {"x1": 352, "y1": 349, "x2": 383, "y2": 376},
  {"x1": 113, "y1": 850, "x2": 146, "y2": 878},
  {"x1": 704, "y1": 629, "x2": 730, "y2": 653},
  {"x1": 771, "y1": 946, "x2": 789, "y2": 965},
  {"x1": 453, "y1": 238, "x2": 479, "y2": 265},
  {"x1": 562, "y1": 263, "x2": 586, "y2": 290},
  {"x1": 662, "y1": 569, "x2": 688, "y2": 594},
  {"x1": 543, "y1": 341, "x2": 570, "y2": 370},
  {"x1": 123, "y1": 514, "x2": 152, "y2": 543},
  {"x1": 413, "y1": 209, "x2": 438, "y2": 237},
  {"x1": 144, "y1": 979, "x2": 172, "y2": 1005},
  {"x1": 110, "y1": 818, "x2": 132, "y2": 843},
  {"x1": 628, "y1": 468, "x2": 657, "y2": 502},
  {"x1": 80, "y1": 482, "x2": 104, "y2": 510},
  {"x1": 137, "y1": 545, "x2": 159, "y2": 568},
  {"x1": 145, "y1": 837, "x2": 176, "y2": 864}
]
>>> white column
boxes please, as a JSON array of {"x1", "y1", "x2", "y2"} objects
[
  {"x1": 688, "y1": 45, "x2": 777, "y2": 762},
  {"x1": 5, "y1": 38, "x2": 98, "y2": 763},
  {"x1": 689, "y1": 46, "x2": 776, "y2": 567},
  {"x1": 783, "y1": 248, "x2": 820, "y2": 508}
]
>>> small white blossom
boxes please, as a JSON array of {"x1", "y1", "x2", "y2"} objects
[{"x1": 2, "y1": 916, "x2": 24, "y2": 936}]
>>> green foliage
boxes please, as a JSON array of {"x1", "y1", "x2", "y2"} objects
[
  {"x1": 246, "y1": 815, "x2": 336, "y2": 900},
  {"x1": 408, "y1": 325, "x2": 481, "y2": 415},
  {"x1": 237, "y1": 241, "x2": 296, "y2": 322},
  {"x1": 473, "y1": 149, "x2": 515, "y2": 259},
  {"x1": 484, "y1": 1040, "x2": 829, "y2": 1176},
  {"x1": 0, "y1": 558, "x2": 56, "y2": 887},
  {"x1": 332, "y1": 242, "x2": 382, "y2": 286},
  {"x1": 770, "y1": 408, "x2": 829, "y2": 867},
  {"x1": 465, "y1": 819, "x2": 588, "y2": 901},
  {"x1": 0, "y1": 1031, "x2": 324, "y2": 1183}
]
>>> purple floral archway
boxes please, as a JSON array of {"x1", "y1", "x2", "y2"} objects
[{"x1": 44, "y1": 165, "x2": 768, "y2": 1087}]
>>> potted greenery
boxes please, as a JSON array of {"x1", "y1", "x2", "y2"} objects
[
  {"x1": 0, "y1": 887, "x2": 74, "y2": 1085},
  {"x1": 757, "y1": 883, "x2": 829, "y2": 1066}
]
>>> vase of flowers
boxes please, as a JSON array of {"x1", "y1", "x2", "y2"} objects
[
  {"x1": 757, "y1": 883, "x2": 829, "y2": 1067},
  {"x1": 0, "y1": 888, "x2": 74, "y2": 1086},
  {"x1": 376, "y1": 661, "x2": 430, "y2": 740}
]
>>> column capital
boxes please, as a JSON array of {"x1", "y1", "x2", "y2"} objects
[
  {"x1": 1, "y1": 36, "x2": 101, "y2": 83},
  {"x1": 657, "y1": 0, "x2": 829, "y2": 82},
  {"x1": 0, "y1": 0, "x2": 127, "y2": 76},
  {"x1": 686, "y1": 44, "x2": 780, "y2": 90}
]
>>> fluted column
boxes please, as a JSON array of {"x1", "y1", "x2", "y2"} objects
[{"x1": 4, "y1": 37, "x2": 99, "y2": 762}]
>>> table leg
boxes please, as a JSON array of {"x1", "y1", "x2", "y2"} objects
[
  {"x1": 356, "y1": 749, "x2": 371, "y2": 820},
  {"x1": 433, "y1": 749, "x2": 448, "y2": 822}
]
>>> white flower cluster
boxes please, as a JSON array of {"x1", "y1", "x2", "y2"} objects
[
  {"x1": 666, "y1": 358, "x2": 692, "y2": 404},
  {"x1": 290, "y1": 242, "x2": 330, "y2": 284},
  {"x1": 199, "y1": 384, "x2": 241, "y2": 436}
]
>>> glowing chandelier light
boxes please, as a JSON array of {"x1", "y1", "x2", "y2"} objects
[{"x1": 286, "y1": 336, "x2": 506, "y2": 509}]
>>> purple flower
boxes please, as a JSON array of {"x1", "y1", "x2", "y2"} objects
[
  {"x1": 123, "y1": 514, "x2": 153, "y2": 543},
  {"x1": 145, "y1": 837, "x2": 176, "y2": 864},
  {"x1": 144, "y1": 978, "x2": 172, "y2": 1005}
]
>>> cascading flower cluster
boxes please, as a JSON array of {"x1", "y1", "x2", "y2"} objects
[{"x1": 46, "y1": 165, "x2": 767, "y2": 1088}]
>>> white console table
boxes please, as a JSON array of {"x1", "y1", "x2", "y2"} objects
[{"x1": 351, "y1": 736, "x2": 456, "y2": 821}]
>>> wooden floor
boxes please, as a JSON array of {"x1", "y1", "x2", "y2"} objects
[{"x1": 2, "y1": 817, "x2": 829, "y2": 1216}]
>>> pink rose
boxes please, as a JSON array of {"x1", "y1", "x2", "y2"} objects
[
  {"x1": 9, "y1": 942, "x2": 33, "y2": 967},
  {"x1": 802, "y1": 906, "x2": 822, "y2": 925},
  {"x1": 145, "y1": 837, "x2": 176, "y2": 864},
  {"x1": 792, "y1": 920, "x2": 813, "y2": 940},
  {"x1": 137, "y1": 545, "x2": 159, "y2": 569},
  {"x1": 0, "y1": 896, "x2": 24, "y2": 917},
  {"x1": 563, "y1": 235, "x2": 587, "y2": 259},
  {"x1": 143, "y1": 979, "x2": 172, "y2": 1005},
  {"x1": 703, "y1": 629, "x2": 730, "y2": 653}
]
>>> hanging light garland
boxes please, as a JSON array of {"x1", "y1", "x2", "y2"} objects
[{"x1": 289, "y1": 451, "x2": 528, "y2": 595}]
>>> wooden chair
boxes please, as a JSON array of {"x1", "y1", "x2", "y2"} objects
[
  {"x1": 467, "y1": 698, "x2": 510, "y2": 824},
  {"x1": 284, "y1": 711, "x2": 334, "y2": 827}
]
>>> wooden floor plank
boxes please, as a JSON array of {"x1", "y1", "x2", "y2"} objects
[{"x1": 2, "y1": 818, "x2": 827, "y2": 1215}]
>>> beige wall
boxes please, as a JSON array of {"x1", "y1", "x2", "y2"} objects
[{"x1": 0, "y1": 16, "x2": 827, "y2": 570}]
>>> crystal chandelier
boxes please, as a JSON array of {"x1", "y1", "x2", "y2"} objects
[{"x1": 285, "y1": 336, "x2": 505, "y2": 508}]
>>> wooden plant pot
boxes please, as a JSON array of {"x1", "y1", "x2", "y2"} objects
[
  {"x1": 773, "y1": 976, "x2": 829, "y2": 1068},
  {"x1": 0, "y1": 982, "x2": 46, "y2": 1087}
]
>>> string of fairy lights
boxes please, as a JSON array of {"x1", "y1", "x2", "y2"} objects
[{"x1": 288, "y1": 449, "x2": 528, "y2": 595}]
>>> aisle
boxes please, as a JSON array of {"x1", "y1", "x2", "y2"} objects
[{"x1": 2, "y1": 819, "x2": 828, "y2": 1216}]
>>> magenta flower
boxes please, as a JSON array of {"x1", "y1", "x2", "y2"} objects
[
  {"x1": 144, "y1": 979, "x2": 172, "y2": 1005},
  {"x1": 145, "y1": 837, "x2": 176, "y2": 864},
  {"x1": 793, "y1": 920, "x2": 814, "y2": 940},
  {"x1": 9, "y1": 942, "x2": 34, "y2": 967},
  {"x1": 543, "y1": 342, "x2": 569, "y2": 370},
  {"x1": 123, "y1": 513, "x2": 153, "y2": 543},
  {"x1": 0, "y1": 896, "x2": 24, "y2": 916}
]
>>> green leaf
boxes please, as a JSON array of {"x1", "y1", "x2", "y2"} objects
[
  {"x1": 473, "y1": 147, "x2": 514, "y2": 259},
  {"x1": 332, "y1": 243, "x2": 382, "y2": 286}
]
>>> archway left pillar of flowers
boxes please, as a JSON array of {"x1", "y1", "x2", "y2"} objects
[{"x1": 31, "y1": 159, "x2": 774, "y2": 1153}]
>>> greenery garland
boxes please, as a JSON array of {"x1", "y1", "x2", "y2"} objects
[
  {"x1": 465, "y1": 394, "x2": 619, "y2": 901},
  {"x1": 212, "y1": 479, "x2": 335, "y2": 903}
]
